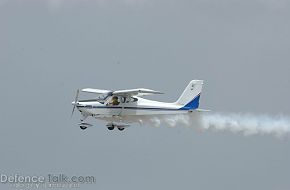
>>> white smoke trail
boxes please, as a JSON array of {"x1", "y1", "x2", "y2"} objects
[
  {"x1": 201, "y1": 113, "x2": 290, "y2": 137},
  {"x1": 135, "y1": 113, "x2": 290, "y2": 137}
]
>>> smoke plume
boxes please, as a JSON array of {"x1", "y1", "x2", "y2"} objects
[{"x1": 136, "y1": 113, "x2": 290, "y2": 137}]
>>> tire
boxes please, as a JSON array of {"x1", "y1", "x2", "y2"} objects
[
  {"x1": 118, "y1": 127, "x2": 125, "y2": 131},
  {"x1": 80, "y1": 126, "x2": 87, "y2": 130},
  {"x1": 107, "y1": 126, "x2": 114, "y2": 130}
]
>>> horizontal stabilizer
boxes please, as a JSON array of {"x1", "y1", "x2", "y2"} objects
[{"x1": 196, "y1": 109, "x2": 211, "y2": 112}]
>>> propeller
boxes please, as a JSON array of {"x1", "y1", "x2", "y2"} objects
[{"x1": 71, "y1": 89, "x2": 80, "y2": 118}]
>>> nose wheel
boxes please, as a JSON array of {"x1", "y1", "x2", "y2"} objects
[
  {"x1": 118, "y1": 127, "x2": 125, "y2": 131},
  {"x1": 78, "y1": 122, "x2": 92, "y2": 130},
  {"x1": 80, "y1": 126, "x2": 87, "y2": 130}
]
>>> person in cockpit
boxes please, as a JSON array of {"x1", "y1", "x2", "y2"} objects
[{"x1": 111, "y1": 96, "x2": 120, "y2": 105}]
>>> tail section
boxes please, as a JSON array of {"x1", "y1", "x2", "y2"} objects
[{"x1": 175, "y1": 80, "x2": 203, "y2": 110}]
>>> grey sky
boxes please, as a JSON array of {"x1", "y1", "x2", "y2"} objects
[{"x1": 0, "y1": 0, "x2": 290, "y2": 189}]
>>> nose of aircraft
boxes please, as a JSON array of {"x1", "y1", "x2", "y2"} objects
[
  {"x1": 71, "y1": 90, "x2": 80, "y2": 117},
  {"x1": 71, "y1": 101, "x2": 78, "y2": 105}
]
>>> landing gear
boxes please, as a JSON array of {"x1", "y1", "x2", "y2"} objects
[
  {"x1": 107, "y1": 126, "x2": 125, "y2": 131},
  {"x1": 107, "y1": 126, "x2": 114, "y2": 130},
  {"x1": 80, "y1": 126, "x2": 87, "y2": 130},
  {"x1": 106, "y1": 123, "x2": 128, "y2": 131}
]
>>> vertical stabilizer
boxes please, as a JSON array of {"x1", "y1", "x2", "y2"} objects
[{"x1": 175, "y1": 80, "x2": 203, "y2": 110}]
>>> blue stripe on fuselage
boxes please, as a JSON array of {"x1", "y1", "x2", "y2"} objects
[{"x1": 77, "y1": 105, "x2": 184, "y2": 111}]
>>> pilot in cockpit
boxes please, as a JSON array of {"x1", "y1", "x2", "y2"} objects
[{"x1": 110, "y1": 96, "x2": 120, "y2": 106}]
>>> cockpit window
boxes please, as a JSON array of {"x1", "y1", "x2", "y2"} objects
[{"x1": 108, "y1": 96, "x2": 138, "y2": 105}]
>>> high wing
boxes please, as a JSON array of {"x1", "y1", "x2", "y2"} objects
[
  {"x1": 113, "y1": 88, "x2": 163, "y2": 97},
  {"x1": 81, "y1": 88, "x2": 112, "y2": 95},
  {"x1": 81, "y1": 88, "x2": 163, "y2": 97},
  {"x1": 81, "y1": 88, "x2": 112, "y2": 103}
]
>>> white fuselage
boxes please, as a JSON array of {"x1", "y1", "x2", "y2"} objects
[{"x1": 77, "y1": 97, "x2": 190, "y2": 118}]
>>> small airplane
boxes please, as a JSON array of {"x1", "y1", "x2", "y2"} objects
[{"x1": 71, "y1": 80, "x2": 208, "y2": 131}]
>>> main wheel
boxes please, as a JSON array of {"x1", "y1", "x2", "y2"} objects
[
  {"x1": 118, "y1": 127, "x2": 125, "y2": 131},
  {"x1": 80, "y1": 126, "x2": 87, "y2": 130},
  {"x1": 107, "y1": 126, "x2": 114, "y2": 130}
]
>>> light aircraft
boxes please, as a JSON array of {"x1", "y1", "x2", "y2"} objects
[{"x1": 71, "y1": 80, "x2": 208, "y2": 131}]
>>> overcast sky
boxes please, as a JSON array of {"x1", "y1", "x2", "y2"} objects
[{"x1": 0, "y1": 0, "x2": 290, "y2": 189}]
